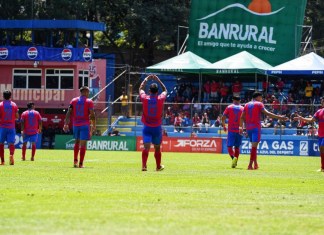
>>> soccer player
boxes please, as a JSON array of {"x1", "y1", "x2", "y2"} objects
[
  {"x1": 21, "y1": 102, "x2": 42, "y2": 161},
  {"x1": 294, "y1": 97, "x2": 324, "y2": 172},
  {"x1": 239, "y1": 91, "x2": 288, "y2": 170},
  {"x1": 222, "y1": 96, "x2": 244, "y2": 168},
  {"x1": 0, "y1": 90, "x2": 19, "y2": 165},
  {"x1": 139, "y1": 74, "x2": 167, "y2": 171},
  {"x1": 63, "y1": 86, "x2": 96, "y2": 168}
]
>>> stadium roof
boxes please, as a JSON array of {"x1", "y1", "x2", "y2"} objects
[{"x1": 0, "y1": 20, "x2": 105, "y2": 31}]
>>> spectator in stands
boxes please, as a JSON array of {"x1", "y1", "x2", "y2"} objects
[
  {"x1": 182, "y1": 98, "x2": 191, "y2": 111},
  {"x1": 193, "y1": 101, "x2": 202, "y2": 114},
  {"x1": 190, "y1": 131, "x2": 197, "y2": 138},
  {"x1": 192, "y1": 112, "x2": 202, "y2": 133},
  {"x1": 162, "y1": 128, "x2": 168, "y2": 137},
  {"x1": 212, "y1": 114, "x2": 222, "y2": 127},
  {"x1": 314, "y1": 86, "x2": 321, "y2": 103},
  {"x1": 201, "y1": 112, "x2": 211, "y2": 133},
  {"x1": 262, "y1": 78, "x2": 270, "y2": 94},
  {"x1": 261, "y1": 117, "x2": 274, "y2": 128},
  {"x1": 108, "y1": 127, "x2": 120, "y2": 136},
  {"x1": 210, "y1": 80, "x2": 220, "y2": 101},
  {"x1": 275, "y1": 78, "x2": 285, "y2": 92},
  {"x1": 274, "y1": 118, "x2": 286, "y2": 135},
  {"x1": 119, "y1": 91, "x2": 129, "y2": 118},
  {"x1": 220, "y1": 83, "x2": 229, "y2": 103},
  {"x1": 305, "y1": 81, "x2": 313, "y2": 103},
  {"x1": 182, "y1": 114, "x2": 190, "y2": 131},
  {"x1": 174, "y1": 113, "x2": 183, "y2": 133},
  {"x1": 271, "y1": 95, "x2": 280, "y2": 114},
  {"x1": 95, "y1": 130, "x2": 101, "y2": 136},
  {"x1": 203, "y1": 80, "x2": 211, "y2": 102},
  {"x1": 232, "y1": 80, "x2": 242, "y2": 98},
  {"x1": 289, "y1": 111, "x2": 299, "y2": 128},
  {"x1": 182, "y1": 86, "x2": 192, "y2": 100},
  {"x1": 164, "y1": 106, "x2": 173, "y2": 125},
  {"x1": 297, "y1": 115, "x2": 308, "y2": 135}
]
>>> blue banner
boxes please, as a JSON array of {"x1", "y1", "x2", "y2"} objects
[
  {"x1": 222, "y1": 138, "x2": 318, "y2": 156},
  {"x1": 0, "y1": 46, "x2": 93, "y2": 62}
]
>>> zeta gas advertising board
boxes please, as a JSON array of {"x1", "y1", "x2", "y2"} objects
[{"x1": 187, "y1": 0, "x2": 307, "y2": 66}]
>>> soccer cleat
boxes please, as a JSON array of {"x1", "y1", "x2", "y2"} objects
[
  {"x1": 230, "y1": 155, "x2": 234, "y2": 160},
  {"x1": 74, "y1": 161, "x2": 78, "y2": 168},
  {"x1": 254, "y1": 163, "x2": 259, "y2": 170},
  {"x1": 31, "y1": 157, "x2": 34, "y2": 161},
  {"x1": 79, "y1": 164, "x2": 84, "y2": 168},
  {"x1": 9, "y1": 155, "x2": 14, "y2": 165},
  {"x1": 317, "y1": 168, "x2": 324, "y2": 172},
  {"x1": 247, "y1": 165, "x2": 253, "y2": 170},
  {"x1": 21, "y1": 157, "x2": 25, "y2": 161},
  {"x1": 142, "y1": 167, "x2": 147, "y2": 171},
  {"x1": 0, "y1": 161, "x2": 4, "y2": 165},
  {"x1": 156, "y1": 165, "x2": 165, "y2": 171},
  {"x1": 232, "y1": 157, "x2": 238, "y2": 168}
]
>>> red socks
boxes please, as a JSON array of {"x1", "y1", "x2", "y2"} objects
[
  {"x1": 142, "y1": 149, "x2": 149, "y2": 168},
  {"x1": 9, "y1": 144, "x2": 15, "y2": 156},
  {"x1": 74, "y1": 144, "x2": 80, "y2": 162},
  {"x1": 227, "y1": 147, "x2": 234, "y2": 158},
  {"x1": 79, "y1": 146, "x2": 86, "y2": 165},
  {"x1": 321, "y1": 153, "x2": 324, "y2": 169},
  {"x1": 0, "y1": 144, "x2": 4, "y2": 162},
  {"x1": 22, "y1": 144, "x2": 27, "y2": 159},
  {"x1": 31, "y1": 144, "x2": 36, "y2": 157},
  {"x1": 154, "y1": 150, "x2": 162, "y2": 168},
  {"x1": 234, "y1": 147, "x2": 240, "y2": 158},
  {"x1": 249, "y1": 146, "x2": 257, "y2": 166}
]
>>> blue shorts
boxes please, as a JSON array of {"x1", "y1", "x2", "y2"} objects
[
  {"x1": 247, "y1": 128, "x2": 261, "y2": 143},
  {"x1": 0, "y1": 128, "x2": 16, "y2": 144},
  {"x1": 23, "y1": 134, "x2": 38, "y2": 143},
  {"x1": 227, "y1": 132, "x2": 243, "y2": 147},
  {"x1": 73, "y1": 125, "x2": 90, "y2": 141},
  {"x1": 318, "y1": 137, "x2": 324, "y2": 147},
  {"x1": 142, "y1": 125, "x2": 162, "y2": 145}
]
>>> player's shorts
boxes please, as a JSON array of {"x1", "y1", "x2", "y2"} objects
[
  {"x1": 247, "y1": 128, "x2": 261, "y2": 143},
  {"x1": 23, "y1": 134, "x2": 38, "y2": 143},
  {"x1": 227, "y1": 131, "x2": 243, "y2": 147},
  {"x1": 0, "y1": 128, "x2": 16, "y2": 144},
  {"x1": 318, "y1": 137, "x2": 324, "y2": 147},
  {"x1": 142, "y1": 125, "x2": 162, "y2": 145},
  {"x1": 73, "y1": 125, "x2": 90, "y2": 141}
]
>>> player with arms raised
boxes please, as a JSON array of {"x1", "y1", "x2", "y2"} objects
[
  {"x1": 139, "y1": 74, "x2": 167, "y2": 171},
  {"x1": 0, "y1": 90, "x2": 19, "y2": 165},
  {"x1": 222, "y1": 96, "x2": 244, "y2": 168},
  {"x1": 21, "y1": 102, "x2": 42, "y2": 161},
  {"x1": 240, "y1": 92, "x2": 288, "y2": 170},
  {"x1": 64, "y1": 86, "x2": 96, "y2": 168},
  {"x1": 295, "y1": 96, "x2": 324, "y2": 172}
]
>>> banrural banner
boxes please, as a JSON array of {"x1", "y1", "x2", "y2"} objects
[
  {"x1": 187, "y1": 0, "x2": 307, "y2": 66},
  {"x1": 55, "y1": 135, "x2": 136, "y2": 151}
]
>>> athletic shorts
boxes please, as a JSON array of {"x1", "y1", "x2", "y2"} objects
[
  {"x1": 23, "y1": 134, "x2": 38, "y2": 143},
  {"x1": 142, "y1": 125, "x2": 162, "y2": 145},
  {"x1": 0, "y1": 128, "x2": 16, "y2": 144},
  {"x1": 318, "y1": 137, "x2": 324, "y2": 147},
  {"x1": 73, "y1": 125, "x2": 90, "y2": 141},
  {"x1": 227, "y1": 131, "x2": 243, "y2": 147},
  {"x1": 247, "y1": 128, "x2": 261, "y2": 143}
]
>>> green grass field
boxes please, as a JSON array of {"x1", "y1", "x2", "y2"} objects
[{"x1": 1, "y1": 150, "x2": 324, "y2": 235}]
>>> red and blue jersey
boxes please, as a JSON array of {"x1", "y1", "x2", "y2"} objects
[
  {"x1": 314, "y1": 108, "x2": 324, "y2": 138},
  {"x1": 0, "y1": 100, "x2": 18, "y2": 129},
  {"x1": 243, "y1": 100, "x2": 265, "y2": 130},
  {"x1": 21, "y1": 110, "x2": 42, "y2": 135},
  {"x1": 70, "y1": 96, "x2": 94, "y2": 126},
  {"x1": 140, "y1": 91, "x2": 166, "y2": 127},
  {"x1": 223, "y1": 104, "x2": 244, "y2": 133}
]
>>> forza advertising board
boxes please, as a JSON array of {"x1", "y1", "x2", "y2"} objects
[
  {"x1": 188, "y1": 0, "x2": 307, "y2": 65},
  {"x1": 222, "y1": 139, "x2": 316, "y2": 156},
  {"x1": 136, "y1": 137, "x2": 222, "y2": 153},
  {"x1": 55, "y1": 135, "x2": 136, "y2": 151}
]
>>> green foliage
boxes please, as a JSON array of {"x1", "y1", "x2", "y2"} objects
[{"x1": 1, "y1": 150, "x2": 324, "y2": 234}]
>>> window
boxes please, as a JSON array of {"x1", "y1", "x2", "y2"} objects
[
  {"x1": 13, "y1": 69, "x2": 41, "y2": 89},
  {"x1": 46, "y1": 69, "x2": 74, "y2": 89},
  {"x1": 78, "y1": 70, "x2": 89, "y2": 88}
]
